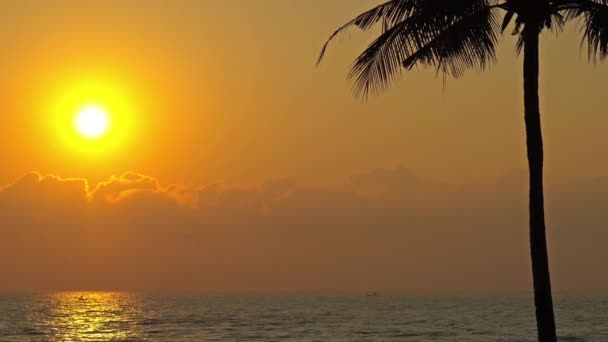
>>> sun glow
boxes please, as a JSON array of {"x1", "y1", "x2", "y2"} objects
[
  {"x1": 47, "y1": 75, "x2": 137, "y2": 156},
  {"x1": 75, "y1": 105, "x2": 110, "y2": 139}
]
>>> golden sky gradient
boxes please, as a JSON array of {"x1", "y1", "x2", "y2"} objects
[{"x1": 0, "y1": 1, "x2": 606, "y2": 292}]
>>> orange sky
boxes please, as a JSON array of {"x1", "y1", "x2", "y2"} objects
[{"x1": 0, "y1": 1, "x2": 607, "y2": 292}]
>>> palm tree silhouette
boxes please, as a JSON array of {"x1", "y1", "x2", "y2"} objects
[{"x1": 318, "y1": 1, "x2": 608, "y2": 341}]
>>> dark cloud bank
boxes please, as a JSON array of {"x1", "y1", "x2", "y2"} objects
[{"x1": 0, "y1": 168, "x2": 606, "y2": 293}]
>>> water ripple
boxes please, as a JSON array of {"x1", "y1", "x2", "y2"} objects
[{"x1": 0, "y1": 293, "x2": 606, "y2": 341}]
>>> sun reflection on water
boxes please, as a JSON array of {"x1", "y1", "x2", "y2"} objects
[{"x1": 32, "y1": 292, "x2": 144, "y2": 341}]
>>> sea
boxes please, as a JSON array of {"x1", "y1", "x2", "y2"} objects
[{"x1": 0, "y1": 293, "x2": 606, "y2": 341}]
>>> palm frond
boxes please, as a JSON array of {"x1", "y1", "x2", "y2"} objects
[
  {"x1": 515, "y1": 34, "x2": 525, "y2": 54},
  {"x1": 560, "y1": 0, "x2": 608, "y2": 61},
  {"x1": 548, "y1": 11, "x2": 566, "y2": 33},
  {"x1": 402, "y1": 7, "x2": 501, "y2": 78},
  {"x1": 347, "y1": 1, "x2": 500, "y2": 98},
  {"x1": 502, "y1": 10, "x2": 516, "y2": 32},
  {"x1": 316, "y1": 0, "x2": 418, "y2": 66},
  {"x1": 582, "y1": 0, "x2": 608, "y2": 60},
  {"x1": 346, "y1": 16, "x2": 418, "y2": 98}
]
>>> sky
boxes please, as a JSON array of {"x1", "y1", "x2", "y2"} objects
[{"x1": 0, "y1": 0, "x2": 607, "y2": 292}]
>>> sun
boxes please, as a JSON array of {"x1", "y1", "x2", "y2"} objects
[
  {"x1": 74, "y1": 105, "x2": 110, "y2": 139},
  {"x1": 47, "y1": 76, "x2": 137, "y2": 156}
]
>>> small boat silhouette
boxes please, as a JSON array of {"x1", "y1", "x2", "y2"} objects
[
  {"x1": 78, "y1": 296, "x2": 87, "y2": 301},
  {"x1": 366, "y1": 291, "x2": 377, "y2": 297}
]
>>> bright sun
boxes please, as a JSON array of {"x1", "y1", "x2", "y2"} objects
[
  {"x1": 49, "y1": 77, "x2": 136, "y2": 155},
  {"x1": 74, "y1": 105, "x2": 110, "y2": 139}
]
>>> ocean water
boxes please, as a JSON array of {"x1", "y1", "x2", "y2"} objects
[{"x1": 0, "y1": 293, "x2": 606, "y2": 341}]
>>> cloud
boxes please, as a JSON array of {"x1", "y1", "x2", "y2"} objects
[
  {"x1": 90, "y1": 172, "x2": 161, "y2": 204},
  {"x1": 0, "y1": 168, "x2": 607, "y2": 293},
  {"x1": 1, "y1": 172, "x2": 88, "y2": 205}
]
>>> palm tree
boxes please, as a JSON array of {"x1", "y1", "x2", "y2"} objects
[{"x1": 318, "y1": 0, "x2": 608, "y2": 341}]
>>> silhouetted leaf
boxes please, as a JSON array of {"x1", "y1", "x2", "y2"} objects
[
  {"x1": 317, "y1": 0, "x2": 418, "y2": 66},
  {"x1": 502, "y1": 10, "x2": 515, "y2": 32},
  {"x1": 319, "y1": 0, "x2": 608, "y2": 97}
]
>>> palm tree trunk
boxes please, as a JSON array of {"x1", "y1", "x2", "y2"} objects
[{"x1": 523, "y1": 28, "x2": 557, "y2": 342}]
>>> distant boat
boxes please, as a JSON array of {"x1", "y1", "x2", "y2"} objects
[
  {"x1": 366, "y1": 291, "x2": 377, "y2": 297},
  {"x1": 78, "y1": 296, "x2": 86, "y2": 301}
]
